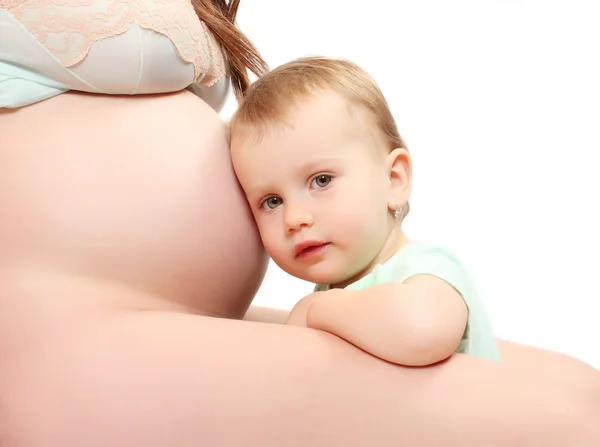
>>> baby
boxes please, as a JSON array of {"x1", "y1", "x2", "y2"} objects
[{"x1": 229, "y1": 56, "x2": 500, "y2": 366}]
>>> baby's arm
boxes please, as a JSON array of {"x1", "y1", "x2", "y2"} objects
[
  {"x1": 305, "y1": 276, "x2": 468, "y2": 366},
  {"x1": 244, "y1": 306, "x2": 290, "y2": 324}
]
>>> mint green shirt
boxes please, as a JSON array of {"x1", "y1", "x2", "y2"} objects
[{"x1": 315, "y1": 242, "x2": 501, "y2": 362}]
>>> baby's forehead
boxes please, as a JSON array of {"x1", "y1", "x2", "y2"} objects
[{"x1": 230, "y1": 90, "x2": 384, "y2": 150}]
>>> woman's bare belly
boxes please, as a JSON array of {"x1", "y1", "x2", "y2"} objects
[{"x1": 0, "y1": 90, "x2": 268, "y2": 356}]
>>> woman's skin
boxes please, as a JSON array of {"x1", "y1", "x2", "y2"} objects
[{"x1": 0, "y1": 91, "x2": 598, "y2": 447}]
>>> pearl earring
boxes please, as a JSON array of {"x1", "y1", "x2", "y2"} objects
[{"x1": 393, "y1": 205, "x2": 402, "y2": 219}]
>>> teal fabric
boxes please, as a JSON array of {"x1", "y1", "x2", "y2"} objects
[
  {"x1": 315, "y1": 242, "x2": 501, "y2": 361},
  {"x1": 0, "y1": 60, "x2": 68, "y2": 108}
]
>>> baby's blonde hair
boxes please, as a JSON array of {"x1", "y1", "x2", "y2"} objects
[{"x1": 229, "y1": 55, "x2": 410, "y2": 219}]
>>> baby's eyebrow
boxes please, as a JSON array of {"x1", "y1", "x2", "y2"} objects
[
  {"x1": 297, "y1": 157, "x2": 341, "y2": 173},
  {"x1": 244, "y1": 183, "x2": 275, "y2": 201}
]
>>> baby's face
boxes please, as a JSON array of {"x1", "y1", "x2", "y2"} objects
[{"x1": 230, "y1": 91, "x2": 399, "y2": 286}]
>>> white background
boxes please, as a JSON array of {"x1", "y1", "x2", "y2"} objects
[{"x1": 220, "y1": 0, "x2": 600, "y2": 368}]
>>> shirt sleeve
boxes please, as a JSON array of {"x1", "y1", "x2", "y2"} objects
[{"x1": 390, "y1": 244, "x2": 471, "y2": 304}]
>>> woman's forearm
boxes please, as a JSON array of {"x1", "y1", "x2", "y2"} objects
[{"x1": 3, "y1": 310, "x2": 598, "y2": 447}]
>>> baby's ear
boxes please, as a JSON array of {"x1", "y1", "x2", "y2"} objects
[{"x1": 385, "y1": 148, "x2": 412, "y2": 209}]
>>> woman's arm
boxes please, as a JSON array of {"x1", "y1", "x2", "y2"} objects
[{"x1": 3, "y1": 309, "x2": 598, "y2": 447}]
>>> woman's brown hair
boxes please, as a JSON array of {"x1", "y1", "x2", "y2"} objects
[{"x1": 191, "y1": 0, "x2": 269, "y2": 101}]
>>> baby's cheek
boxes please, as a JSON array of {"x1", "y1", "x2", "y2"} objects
[
  {"x1": 337, "y1": 201, "x2": 388, "y2": 246},
  {"x1": 256, "y1": 221, "x2": 278, "y2": 251},
  {"x1": 331, "y1": 212, "x2": 371, "y2": 244}
]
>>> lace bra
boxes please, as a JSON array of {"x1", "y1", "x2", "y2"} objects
[{"x1": 0, "y1": 0, "x2": 230, "y2": 110}]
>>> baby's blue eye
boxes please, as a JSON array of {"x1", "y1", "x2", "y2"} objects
[
  {"x1": 261, "y1": 196, "x2": 282, "y2": 210},
  {"x1": 311, "y1": 174, "x2": 332, "y2": 189}
]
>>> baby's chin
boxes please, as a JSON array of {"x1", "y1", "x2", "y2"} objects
[{"x1": 270, "y1": 251, "x2": 356, "y2": 286}]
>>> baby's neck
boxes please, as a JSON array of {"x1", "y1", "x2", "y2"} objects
[{"x1": 378, "y1": 228, "x2": 410, "y2": 266}]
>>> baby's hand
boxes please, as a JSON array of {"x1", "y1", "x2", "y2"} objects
[{"x1": 286, "y1": 292, "x2": 323, "y2": 327}]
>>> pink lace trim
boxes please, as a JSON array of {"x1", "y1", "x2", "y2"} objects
[{"x1": 1, "y1": 0, "x2": 226, "y2": 85}]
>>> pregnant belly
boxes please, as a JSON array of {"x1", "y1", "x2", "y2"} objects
[{"x1": 0, "y1": 90, "x2": 268, "y2": 319}]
